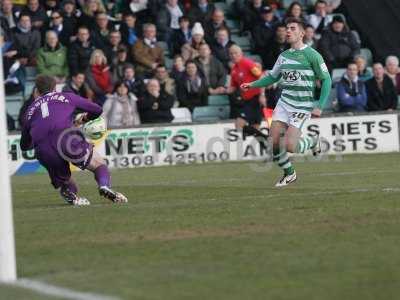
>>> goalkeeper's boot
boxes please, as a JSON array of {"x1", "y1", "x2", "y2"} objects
[
  {"x1": 275, "y1": 171, "x2": 297, "y2": 187},
  {"x1": 60, "y1": 189, "x2": 90, "y2": 206},
  {"x1": 99, "y1": 186, "x2": 128, "y2": 203},
  {"x1": 311, "y1": 135, "x2": 321, "y2": 157}
]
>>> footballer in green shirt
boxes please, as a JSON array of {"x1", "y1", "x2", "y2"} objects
[{"x1": 241, "y1": 17, "x2": 332, "y2": 187}]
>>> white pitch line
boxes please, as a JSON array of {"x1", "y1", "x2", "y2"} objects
[{"x1": 12, "y1": 278, "x2": 120, "y2": 300}]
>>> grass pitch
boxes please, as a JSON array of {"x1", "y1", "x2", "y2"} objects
[{"x1": 2, "y1": 153, "x2": 400, "y2": 300}]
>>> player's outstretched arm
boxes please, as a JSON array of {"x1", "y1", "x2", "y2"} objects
[{"x1": 241, "y1": 74, "x2": 280, "y2": 91}]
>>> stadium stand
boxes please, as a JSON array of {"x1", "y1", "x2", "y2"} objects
[
  {"x1": 2, "y1": 0, "x2": 396, "y2": 131},
  {"x1": 208, "y1": 95, "x2": 230, "y2": 106},
  {"x1": 192, "y1": 105, "x2": 230, "y2": 122}
]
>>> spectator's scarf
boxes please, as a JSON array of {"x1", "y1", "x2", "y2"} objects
[
  {"x1": 186, "y1": 75, "x2": 202, "y2": 93},
  {"x1": 92, "y1": 64, "x2": 112, "y2": 92},
  {"x1": 343, "y1": 73, "x2": 359, "y2": 94},
  {"x1": 144, "y1": 38, "x2": 157, "y2": 48},
  {"x1": 17, "y1": 24, "x2": 31, "y2": 33},
  {"x1": 115, "y1": 94, "x2": 135, "y2": 126}
]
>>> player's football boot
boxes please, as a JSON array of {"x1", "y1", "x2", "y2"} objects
[
  {"x1": 311, "y1": 135, "x2": 321, "y2": 156},
  {"x1": 99, "y1": 186, "x2": 128, "y2": 203},
  {"x1": 275, "y1": 171, "x2": 297, "y2": 187},
  {"x1": 60, "y1": 189, "x2": 90, "y2": 206}
]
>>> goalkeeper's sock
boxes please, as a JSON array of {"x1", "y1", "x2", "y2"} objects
[
  {"x1": 243, "y1": 125, "x2": 268, "y2": 139},
  {"x1": 295, "y1": 136, "x2": 316, "y2": 154},
  {"x1": 61, "y1": 180, "x2": 78, "y2": 194},
  {"x1": 94, "y1": 165, "x2": 111, "y2": 188},
  {"x1": 273, "y1": 148, "x2": 294, "y2": 176},
  {"x1": 60, "y1": 180, "x2": 79, "y2": 203}
]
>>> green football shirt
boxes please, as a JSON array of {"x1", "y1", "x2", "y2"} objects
[{"x1": 269, "y1": 46, "x2": 330, "y2": 111}]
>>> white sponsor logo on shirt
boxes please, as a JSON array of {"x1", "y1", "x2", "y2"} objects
[{"x1": 320, "y1": 63, "x2": 328, "y2": 72}]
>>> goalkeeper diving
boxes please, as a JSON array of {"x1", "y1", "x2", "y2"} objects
[
  {"x1": 241, "y1": 17, "x2": 332, "y2": 187},
  {"x1": 20, "y1": 75, "x2": 128, "y2": 205}
]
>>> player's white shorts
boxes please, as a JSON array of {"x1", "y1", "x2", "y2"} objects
[{"x1": 272, "y1": 100, "x2": 311, "y2": 130}]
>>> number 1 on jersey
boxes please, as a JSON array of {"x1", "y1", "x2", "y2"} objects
[{"x1": 41, "y1": 102, "x2": 49, "y2": 118}]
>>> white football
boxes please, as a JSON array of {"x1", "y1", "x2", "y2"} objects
[{"x1": 82, "y1": 116, "x2": 107, "y2": 140}]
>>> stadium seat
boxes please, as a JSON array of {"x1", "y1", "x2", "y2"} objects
[
  {"x1": 214, "y1": 2, "x2": 228, "y2": 12},
  {"x1": 225, "y1": 19, "x2": 240, "y2": 34},
  {"x1": 157, "y1": 41, "x2": 169, "y2": 56},
  {"x1": 360, "y1": 48, "x2": 373, "y2": 67},
  {"x1": 171, "y1": 107, "x2": 192, "y2": 123},
  {"x1": 192, "y1": 105, "x2": 230, "y2": 122},
  {"x1": 324, "y1": 88, "x2": 337, "y2": 112},
  {"x1": 225, "y1": 75, "x2": 231, "y2": 86},
  {"x1": 25, "y1": 66, "x2": 37, "y2": 81},
  {"x1": 247, "y1": 54, "x2": 262, "y2": 64},
  {"x1": 165, "y1": 57, "x2": 173, "y2": 69},
  {"x1": 332, "y1": 68, "x2": 346, "y2": 83},
  {"x1": 6, "y1": 93, "x2": 24, "y2": 120},
  {"x1": 208, "y1": 94, "x2": 230, "y2": 106},
  {"x1": 231, "y1": 35, "x2": 251, "y2": 51},
  {"x1": 24, "y1": 81, "x2": 35, "y2": 97}
]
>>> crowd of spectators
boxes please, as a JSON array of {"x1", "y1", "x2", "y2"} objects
[{"x1": 1, "y1": 0, "x2": 399, "y2": 129}]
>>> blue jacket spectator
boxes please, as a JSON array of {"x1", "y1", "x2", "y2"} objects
[{"x1": 336, "y1": 62, "x2": 367, "y2": 112}]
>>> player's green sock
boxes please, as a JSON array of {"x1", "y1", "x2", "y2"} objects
[
  {"x1": 295, "y1": 136, "x2": 316, "y2": 154},
  {"x1": 273, "y1": 150, "x2": 294, "y2": 176}
]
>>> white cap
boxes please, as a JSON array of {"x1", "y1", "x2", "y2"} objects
[{"x1": 191, "y1": 22, "x2": 204, "y2": 36}]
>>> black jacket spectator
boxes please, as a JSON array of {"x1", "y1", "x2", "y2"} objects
[
  {"x1": 49, "y1": 11, "x2": 75, "y2": 47},
  {"x1": 138, "y1": 92, "x2": 174, "y2": 123},
  {"x1": 204, "y1": 8, "x2": 229, "y2": 45},
  {"x1": 120, "y1": 22, "x2": 139, "y2": 47},
  {"x1": 171, "y1": 27, "x2": 191, "y2": 56},
  {"x1": 21, "y1": 0, "x2": 48, "y2": 30},
  {"x1": 252, "y1": 18, "x2": 276, "y2": 68},
  {"x1": 155, "y1": 2, "x2": 184, "y2": 42},
  {"x1": 319, "y1": 16, "x2": 360, "y2": 71},
  {"x1": 11, "y1": 25, "x2": 41, "y2": 62},
  {"x1": 211, "y1": 40, "x2": 235, "y2": 72},
  {"x1": 187, "y1": 1, "x2": 215, "y2": 25},
  {"x1": 242, "y1": 0, "x2": 264, "y2": 32},
  {"x1": 0, "y1": 7, "x2": 19, "y2": 40},
  {"x1": 124, "y1": 78, "x2": 144, "y2": 96},
  {"x1": 366, "y1": 75, "x2": 398, "y2": 111},
  {"x1": 90, "y1": 14, "x2": 114, "y2": 49},
  {"x1": 61, "y1": 9, "x2": 79, "y2": 39},
  {"x1": 262, "y1": 32, "x2": 289, "y2": 69},
  {"x1": 67, "y1": 39, "x2": 96, "y2": 74},
  {"x1": 204, "y1": 20, "x2": 229, "y2": 45},
  {"x1": 62, "y1": 78, "x2": 93, "y2": 99},
  {"x1": 177, "y1": 62, "x2": 209, "y2": 111},
  {"x1": 0, "y1": 3, "x2": 19, "y2": 31},
  {"x1": 194, "y1": 55, "x2": 226, "y2": 90}
]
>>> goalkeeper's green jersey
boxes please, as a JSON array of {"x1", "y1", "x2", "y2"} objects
[{"x1": 269, "y1": 45, "x2": 331, "y2": 111}]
